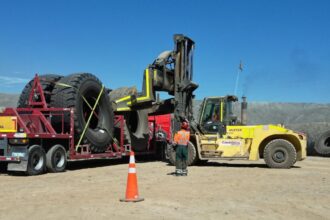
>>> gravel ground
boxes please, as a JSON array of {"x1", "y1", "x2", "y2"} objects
[{"x1": 0, "y1": 156, "x2": 329, "y2": 220}]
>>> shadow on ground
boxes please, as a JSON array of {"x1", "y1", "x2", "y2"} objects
[
  {"x1": 166, "y1": 160, "x2": 301, "y2": 169},
  {"x1": 0, "y1": 155, "x2": 162, "y2": 175},
  {"x1": 63, "y1": 154, "x2": 163, "y2": 171},
  {"x1": 196, "y1": 162, "x2": 268, "y2": 168}
]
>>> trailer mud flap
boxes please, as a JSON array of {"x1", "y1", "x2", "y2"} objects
[
  {"x1": 7, "y1": 146, "x2": 28, "y2": 172},
  {"x1": 8, "y1": 160, "x2": 28, "y2": 172}
]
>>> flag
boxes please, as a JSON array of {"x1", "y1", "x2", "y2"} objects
[{"x1": 239, "y1": 60, "x2": 243, "y2": 71}]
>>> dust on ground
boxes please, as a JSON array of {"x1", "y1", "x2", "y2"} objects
[{"x1": 0, "y1": 157, "x2": 329, "y2": 220}]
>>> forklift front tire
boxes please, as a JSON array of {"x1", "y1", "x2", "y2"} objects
[{"x1": 167, "y1": 141, "x2": 198, "y2": 166}]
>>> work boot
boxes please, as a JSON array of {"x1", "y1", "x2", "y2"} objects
[{"x1": 175, "y1": 169, "x2": 183, "y2": 176}]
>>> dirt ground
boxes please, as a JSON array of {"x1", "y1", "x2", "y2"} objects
[{"x1": 0, "y1": 156, "x2": 329, "y2": 220}]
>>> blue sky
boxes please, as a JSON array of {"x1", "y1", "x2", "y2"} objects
[{"x1": 0, "y1": 0, "x2": 329, "y2": 103}]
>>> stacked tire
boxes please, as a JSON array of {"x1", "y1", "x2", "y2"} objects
[
  {"x1": 18, "y1": 72, "x2": 151, "y2": 175},
  {"x1": 50, "y1": 73, "x2": 114, "y2": 153},
  {"x1": 314, "y1": 130, "x2": 330, "y2": 156},
  {"x1": 18, "y1": 74, "x2": 63, "y2": 107},
  {"x1": 18, "y1": 73, "x2": 115, "y2": 175}
]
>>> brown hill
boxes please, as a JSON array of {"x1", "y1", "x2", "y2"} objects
[{"x1": 1, "y1": 94, "x2": 329, "y2": 154}]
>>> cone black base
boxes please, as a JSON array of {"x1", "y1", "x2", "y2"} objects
[{"x1": 120, "y1": 197, "x2": 144, "y2": 202}]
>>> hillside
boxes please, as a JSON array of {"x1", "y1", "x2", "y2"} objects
[
  {"x1": 193, "y1": 101, "x2": 330, "y2": 154},
  {"x1": 1, "y1": 94, "x2": 329, "y2": 153},
  {"x1": 0, "y1": 93, "x2": 20, "y2": 107}
]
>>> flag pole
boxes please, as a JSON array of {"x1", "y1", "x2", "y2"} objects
[
  {"x1": 234, "y1": 69, "x2": 240, "y2": 96},
  {"x1": 234, "y1": 60, "x2": 243, "y2": 96}
]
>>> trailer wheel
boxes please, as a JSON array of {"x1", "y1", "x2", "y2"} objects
[
  {"x1": 46, "y1": 145, "x2": 67, "y2": 173},
  {"x1": 26, "y1": 145, "x2": 46, "y2": 175},
  {"x1": 18, "y1": 74, "x2": 63, "y2": 107},
  {"x1": 167, "y1": 141, "x2": 198, "y2": 166},
  {"x1": 263, "y1": 139, "x2": 297, "y2": 169},
  {"x1": 314, "y1": 130, "x2": 330, "y2": 156}
]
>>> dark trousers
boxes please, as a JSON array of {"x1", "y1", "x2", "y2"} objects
[{"x1": 175, "y1": 145, "x2": 188, "y2": 173}]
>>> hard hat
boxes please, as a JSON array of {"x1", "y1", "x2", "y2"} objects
[{"x1": 181, "y1": 121, "x2": 189, "y2": 130}]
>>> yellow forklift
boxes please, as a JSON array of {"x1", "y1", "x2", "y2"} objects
[{"x1": 168, "y1": 95, "x2": 307, "y2": 168}]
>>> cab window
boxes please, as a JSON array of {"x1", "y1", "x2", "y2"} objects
[{"x1": 201, "y1": 99, "x2": 221, "y2": 133}]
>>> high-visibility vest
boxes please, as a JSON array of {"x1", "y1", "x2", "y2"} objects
[{"x1": 174, "y1": 129, "x2": 190, "y2": 146}]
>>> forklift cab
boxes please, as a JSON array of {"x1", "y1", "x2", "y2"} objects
[{"x1": 199, "y1": 95, "x2": 238, "y2": 134}]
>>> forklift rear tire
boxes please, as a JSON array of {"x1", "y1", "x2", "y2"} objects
[
  {"x1": 46, "y1": 145, "x2": 67, "y2": 173},
  {"x1": 26, "y1": 145, "x2": 46, "y2": 176},
  {"x1": 263, "y1": 139, "x2": 297, "y2": 169},
  {"x1": 167, "y1": 141, "x2": 198, "y2": 166}
]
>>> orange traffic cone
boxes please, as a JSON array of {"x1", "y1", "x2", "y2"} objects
[{"x1": 120, "y1": 151, "x2": 144, "y2": 202}]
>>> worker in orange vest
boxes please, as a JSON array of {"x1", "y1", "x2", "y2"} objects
[{"x1": 173, "y1": 121, "x2": 190, "y2": 176}]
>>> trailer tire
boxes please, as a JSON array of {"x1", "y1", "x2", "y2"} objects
[
  {"x1": 167, "y1": 141, "x2": 198, "y2": 166},
  {"x1": 314, "y1": 130, "x2": 330, "y2": 156},
  {"x1": 46, "y1": 145, "x2": 67, "y2": 173},
  {"x1": 263, "y1": 139, "x2": 297, "y2": 169},
  {"x1": 26, "y1": 145, "x2": 46, "y2": 176},
  {"x1": 18, "y1": 74, "x2": 63, "y2": 107},
  {"x1": 51, "y1": 73, "x2": 114, "y2": 153}
]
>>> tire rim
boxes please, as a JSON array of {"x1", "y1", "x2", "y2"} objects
[
  {"x1": 32, "y1": 153, "x2": 44, "y2": 170},
  {"x1": 54, "y1": 150, "x2": 65, "y2": 168},
  {"x1": 272, "y1": 150, "x2": 286, "y2": 163},
  {"x1": 82, "y1": 92, "x2": 101, "y2": 130},
  {"x1": 323, "y1": 137, "x2": 330, "y2": 148}
]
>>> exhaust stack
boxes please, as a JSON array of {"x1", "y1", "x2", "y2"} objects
[{"x1": 241, "y1": 96, "x2": 248, "y2": 125}]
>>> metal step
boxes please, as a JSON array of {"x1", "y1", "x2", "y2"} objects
[{"x1": 201, "y1": 150, "x2": 223, "y2": 158}]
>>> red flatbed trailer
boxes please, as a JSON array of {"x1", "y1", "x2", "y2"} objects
[
  {"x1": 0, "y1": 107, "x2": 129, "y2": 173},
  {"x1": 0, "y1": 75, "x2": 166, "y2": 175}
]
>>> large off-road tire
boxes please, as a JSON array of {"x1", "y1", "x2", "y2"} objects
[
  {"x1": 46, "y1": 145, "x2": 67, "y2": 173},
  {"x1": 263, "y1": 139, "x2": 297, "y2": 169},
  {"x1": 167, "y1": 141, "x2": 198, "y2": 166},
  {"x1": 18, "y1": 74, "x2": 63, "y2": 107},
  {"x1": 51, "y1": 73, "x2": 114, "y2": 153},
  {"x1": 109, "y1": 86, "x2": 137, "y2": 101},
  {"x1": 109, "y1": 88, "x2": 149, "y2": 151},
  {"x1": 314, "y1": 130, "x2": 330, "y2": 156},
  {"x1": 113, "y1": 122, "x2": 131, "y2": 145},
  {"x1": 26, "y1": 145, "x2": 46, "y2": 176},
  {"x1": 125, "y1": 110, "x2": 150, "y2": 152}
]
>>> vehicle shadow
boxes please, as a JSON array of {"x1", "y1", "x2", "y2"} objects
[
  {"x1": 195, "y1": 161, "x2": 301, "y2": 169},
  {"x1": 0, "y1": 155, "x2": 165, "y2": 175},
  {"x1": 66, "y1": 158, "x2": 128, "y2": 171},
  {"x1": 66, "y1": 154, "x2": 161, "y2": 171},
  {"x1": 165, "y1": 161, "x2": 301, "y2": 169},
  {"x1": 196, "y1": 162, "x2": 268, "y2": 168}
]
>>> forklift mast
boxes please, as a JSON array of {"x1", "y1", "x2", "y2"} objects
[{"x1": 172, "y1": 34, "x2": 198, "y2": 132}]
